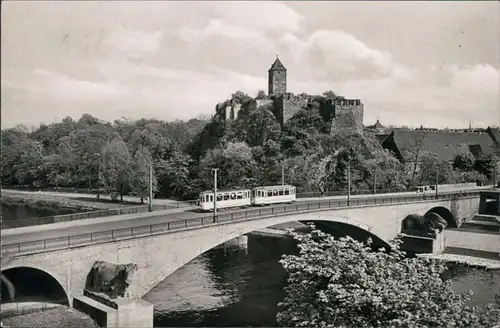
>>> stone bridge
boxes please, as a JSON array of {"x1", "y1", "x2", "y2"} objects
[{"x1": 1, "y1": 194, "x2": 478, "y2": 299}]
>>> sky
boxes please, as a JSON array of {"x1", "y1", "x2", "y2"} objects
[{"x1": 1, "y1": 1, "x2": 499, "y2": 129}]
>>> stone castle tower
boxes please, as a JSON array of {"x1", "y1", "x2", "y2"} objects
[
  {"x1": 268, "y1": 57, "x2": 287, "y2": 96},
  {"x1": 216, "y1": 57, "x2": 364, "y2": 135}
]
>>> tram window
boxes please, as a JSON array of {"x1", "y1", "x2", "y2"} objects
[
  {"x1": 237, "y1": 193, "x2": 242, "y2": 199},
  {"x1": 267, "y1": 190, "x2": 272, "y2": 197},
  {"x1": 279, "y1": 189, "x2": 284, "y2": 196},
  {"x1": 210, "y1": 195, "x2": 213, "y2": 202},
  {"x1": 273, "y1": 190, "x2": 278, "y2": 196},
  {"x1": 217, "y1": 194, "x2": 223, "y2": 201},
  {"x1": 231, "y1": 193, "x2": 236, "y2": 200},
  {"x1": 224, "y1": 193, "x2": 229, "y2": 201},
  {"x1": 285, "y1": 189, "x2": 290, "y2": 195}
]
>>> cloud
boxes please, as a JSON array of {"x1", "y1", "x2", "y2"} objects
[
  {"x1": 104, "y1": 26, "x2": 163, "y2": 55},
  {"x1": 449, "y1": 64, "x2": 499, "y2": 94},
  {"x1": 212, "y1": 2, "x2": 304, "y2": 33},
  {"x1": 177, "y1": 19, "x2": 274, "y2": 49},
  {"x1": 1, "y1": 1, "x2": 497, "y2": 130}
]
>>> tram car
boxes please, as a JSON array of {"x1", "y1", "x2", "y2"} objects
[
  {"x1": 252, "y1": 185, "x2": 296, "y2": 206},
  {"x1": 198, "y1": 188, "x2": 252, "y2": 211},
  {"x1": 197, "y1": 184, "x2": 296, "y2": 212}
]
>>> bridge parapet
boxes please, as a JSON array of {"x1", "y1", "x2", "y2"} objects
[{"x1": 1, "y1": 191, "x2": 480, "y2": 259}]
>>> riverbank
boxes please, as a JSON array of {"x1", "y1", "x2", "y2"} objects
[
  {"x1": 418, "y1": 253, "x2": 500, "y2": 269},
  {"x1": 1, "y1": 305, "x2": 98, "y2": 328},
  {"x1": 1, "y1": 189, "x2": 136, "y2": 212}
]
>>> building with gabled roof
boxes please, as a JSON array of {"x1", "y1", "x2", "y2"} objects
[
  {"x1": 487, "y1": 126, "x2": 500, "y2": 147},
  {"x1": 381, "y1": 130, "x2": 497, "y2": 163}
]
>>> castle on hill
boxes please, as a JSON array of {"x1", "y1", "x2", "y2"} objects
[{"x1": 215, "y1": 57, "x2": 365, "y2": 135}]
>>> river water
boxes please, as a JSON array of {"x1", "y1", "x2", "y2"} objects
[
  {"x1": 3, "y1": 204, "x2": 499, "y2": 327},
  {"x1": 144, "y1": 234, "x2": 500, "y2": 327},
  {"x1": 1, "y1": 202, "x2": 77, "y2": 222}
]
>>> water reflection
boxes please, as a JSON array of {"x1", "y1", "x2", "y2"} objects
[
  {"x1": 1, "y1": 202, "x2": 76, "y2": 222},
  {"x1": 443, "y1": 265, "x2": 500, "y2": 307},
  {"x1": 144, "y1": 256, "x2": 224, "y2": 314}
]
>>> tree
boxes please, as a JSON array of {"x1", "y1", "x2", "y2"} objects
[
  {"x1": 401, "y1": 132, "x2": 426, "y2": 186},
  {"x1": 322, "y1": 90, "x2": 343, "y2": 99},
  {"x1": 256, "y1": 89, "x2": 267, "y2": 99},
  {"x1": 278, "y1": 227, "x2": 500, "y2": 328},
  {"x1": 418, "y1": 152, "x2": 454, "y2": 185},
  {"x1": 130, "y1": 145, "x2": 158, "y2": 203},
  {"x1": 453, "y1": 148, "x2": 475, "y2": 172},
  {"x1": 156, "y1": 150, "x2": 193, "y2": 199},
  {"x1": 474, "y1": 153, "x2": 495, "y2": 181},
  {"x1": 99, "y1": 137, "x2": 133, "y2": 202},
  {"x1": 231, "y1": 90, "x2": 252, "y2": 104},
  {"x1": 199, "y1": 142, "x2": 257, "y2": 189}
]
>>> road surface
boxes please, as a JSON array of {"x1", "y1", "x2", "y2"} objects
[{"x1": 2, "y1": 186, "x2": 488, "y2": 246}]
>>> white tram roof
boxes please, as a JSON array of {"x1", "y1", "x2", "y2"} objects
[
  {"x1": 253, "y1": 185, "x2": 295, "y2": 190},
  {"x1": 200, "y1": 188, "x2": 251, "y2": 195}
]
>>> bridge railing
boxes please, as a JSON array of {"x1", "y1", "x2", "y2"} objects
[
  {"x1": 1, "y1": 191, "x2": 480, "y2": 257},
  {"x1": 1, "y1": 206, "x2": 151, "y2": 230}
]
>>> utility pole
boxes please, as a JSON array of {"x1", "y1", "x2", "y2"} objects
[
  {"x1": 281, "y1": 162, "x2": 285, "y2": 186},
  {"x1": 96, "y1": 153, "x2": 100, "y2": 199},
  {"x1": 347, "y1": 161, "x2": 351, "y2": 206},
  {"x1": 212, "y1": 168, "x2": 219, "y2": 223},
  {"x1": 148, "y1": 164, "x2": 153, "y2": 212},
  {"x1": 493, "y1": 162, "x2": 497, "y2": 189},
  {"x1": 435, "y1": 166, "x2": 439, "y2": 198},
  {"x1": 373, "y1": 168, "x2": 377, "y2": 195}
]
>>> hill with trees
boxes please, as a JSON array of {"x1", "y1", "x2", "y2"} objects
[{"x1": 2, "y1": 90, "x2": 497, "y2": 201}]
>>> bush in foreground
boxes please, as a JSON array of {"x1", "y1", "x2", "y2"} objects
[{"x1": 277, "y1": 227, "x2": 500, "y2": 328}]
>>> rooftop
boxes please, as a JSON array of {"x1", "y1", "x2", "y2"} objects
[
  {"x1": 385, "y1": 130, "x2": 497, "y2": 162},
  {"x1": 269, "y1": 57, "x2": 287, "y2": 71}
]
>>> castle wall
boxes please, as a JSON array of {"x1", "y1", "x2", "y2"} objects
[
  {"x1": 330, "y1": 99, "x2": 364, "y2": 135},
  {"x1": 318, "y1": 98, "x2": 336, "y2": 123},
  {"x1": 268, "y1": 70, "x2": 287, "y2": 95},
  {"x1": 256, "y1": 99, "x2": 273, "y2": 109},
  {"x1": 272, "y1": 93, "x2": 308, "y2": 126},
  {"x1": 215, "y1": 100, "x2": 242, "y2": 121}
]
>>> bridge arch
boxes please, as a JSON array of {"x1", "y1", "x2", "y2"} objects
[
  {"x1": 1, "y1": 266, "x2": 69, "y2": 306},
  {"x1": 141, "y1": 215, "x2": 391, "y2": 297},
  {"x1": 426, "y1": 206, "x2": 457, "y2": 228}
]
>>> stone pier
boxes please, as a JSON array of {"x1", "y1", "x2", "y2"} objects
[{"x1": 73, "y1": 291, "x2": 154, "y2": 328}]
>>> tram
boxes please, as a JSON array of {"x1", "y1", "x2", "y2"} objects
[{"x1": 197, "y1": 184, "x2": 296, "y2": 212}]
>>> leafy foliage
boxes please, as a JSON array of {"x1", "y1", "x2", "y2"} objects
[
  {"x1": 278, "y1": 227, "x2": 500, "y2": 328},
  {"x1": 1, "y1": 93, "x2": 494, "y2": 201}
]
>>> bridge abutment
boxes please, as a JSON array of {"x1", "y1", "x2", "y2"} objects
[{"x1": 73, "y1": 294, "x2": 154, "y2": 328}]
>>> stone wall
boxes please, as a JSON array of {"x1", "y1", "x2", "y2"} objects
[
  {"x1": 268, "y1": 70, "x2": 286, "y2": 95},
  {"x1": 215, "y1": 100, "x2": 242, "y2": 121},
  {"x1": 272, "y1": 93, "x2": 309, "y2": 126},
  {"x1": 443, "y1": 228, "x2": 500, "y2": 253},
  {"x1": 330, "y1": 99, "x2": 364, "y2": 135}
]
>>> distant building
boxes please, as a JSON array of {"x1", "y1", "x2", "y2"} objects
[
  {"x1": 366, "y1": 119, "x2": 386, "y2": 134},
  {"x1": 381, "y1": 130, "x2": 497, "y2": 163},
  {"x1": 216, "y1": 57, "x2": 365, "y2": 135}
]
